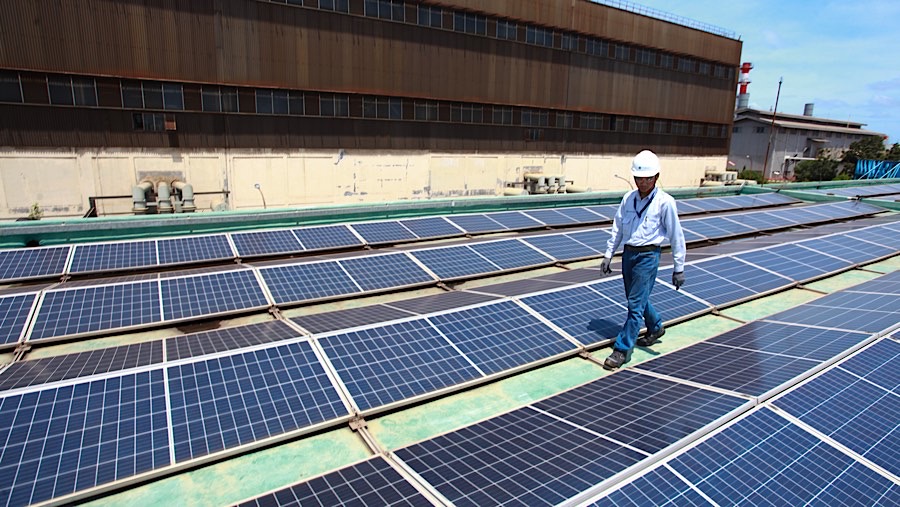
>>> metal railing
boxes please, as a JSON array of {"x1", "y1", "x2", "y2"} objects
[{"x1": 590, "y1": 0, "x2": 739, "y2": 40}]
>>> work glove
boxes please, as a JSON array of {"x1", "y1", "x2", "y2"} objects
[
  {"x1": 672, "y1": 271, "x2": 685, "y2": 290},
  {"x1": 599, "y1": 257, "x2": 612, "y2": 274}
]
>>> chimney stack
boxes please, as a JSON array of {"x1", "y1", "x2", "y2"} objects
[{"x1": 736, "y1": 62, "x2": 752, "y2": 109}]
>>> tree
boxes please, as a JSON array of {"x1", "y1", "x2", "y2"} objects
[
  {"x1": 841, "y1": 135, "x2": 886, "y2": 167},
  {"x1": 886, "y1": 143, "x2": 900, "y2": 161},
  {"x1": 738, "y1": 169, "x2": 764, "y2": 184},
  {"x1": 794, "y1": 157, "x2": 840, "y2": 182}
]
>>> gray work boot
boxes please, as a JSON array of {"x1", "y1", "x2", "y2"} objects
[
  {"x1": 603, "y1": 349, "x2": 628, "y2": 370},
  {"x1": 637, "y1": 326, "x2": 665, "y2": 347}
]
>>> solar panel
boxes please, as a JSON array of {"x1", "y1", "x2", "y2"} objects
[
  {"x1": 773, "y1": 366, "x2": 898, "y2": 475},
  {"x1": 536, "y1": 267, "x2": 606, "y2": 284},
  {"x1": 0, "y1": 340, "x2": 163, "y2": 392},
  {"x1": 156, "y1": 234, "x2": 234, "y2": 266},
  {"x1": 674, "y1": 257, "x2": 792, "y2": 302},
  {"x1": 167, "y1": 341, "x2": 347, "y2": 462},
  {"x1": 524, "y1": 208, "x2": 580, "y2": 226},
  {"x1": 68, "y1": 240, "x2": 158, "y2": 274},
  {"x1": 796, "y1": 235, "x2": 896, "y2": 264},
  {"x1": 160, "y1": 270, "x2": 269, "y2": 321},
  {"x1": 292, "y1": 224, "x2": 363, "y2": 251},
  {"x1": 393, "y1": 407, "x2": 646, "y2": 507},
  {"x1": 707, "y1": 321, "x2": 870, "y2": 362},
  {"x1": 398, "y1": 216, "x2": 462, "y2": 239},
  {"x1": 466, "y1": 279, "x2": 569, "y2": 297},
  {"x1": 231, "y1": 230, "x2": 303, "y2": 257},
  {"x1": 724, "y1": 211, "x2": 797, "y2": 231},
  {"x1": 647, "y1": 285, "x2": 712, "y2": 323},
  {"x1": 675, "y1": 200, "x2": 705, "y2": 215},
  {"x1": 845, "y1": 224, "x2": 900, "y2": 249},
  {"x1": 338, "y1": 253, "x2": 434, "y2": 291},
  {"x1": 445, "y1": 213, "x2": 506, "y2": 233},
  {"x1": 0, "y1": 293, "x2": 37, "y2": 346},
  {"x1": 765, "y1": 291, "x2": 899, "y2": 334},
  {"x1": 733, "y1": 244, "x2": 852, "y2": 282},
  {"x1": 0, "y1": 246, "x2": 70, "y2": 282},
  {"x1": 468, "y1": 239, "x2": 554, "y2": 270},
  {"x1": 166, "y1": 320, "x2": 300, "y2": 361},
  {"x1": 655, "y1": 264, "x2": 753, "y2": 308},
  {"x1": 566, "y1": 229, "x2": 612, "y2": 252},
  {"x1": 535, "y1": 370, "x2": 748, "y2": 455},
  {"x1": 680, "y1": 218, "x2": 735, "y2": 240},
  {"x1": 523, "y1": 233, "x2": 600, "y2": 261},
  {"x1": 587, "y1": 465, "x2": 711, "y2": 506},
  {"x1": 556, "y1": 207, "x2": 605, "y2": 224},
  {"x1": 836, "y1": 338, "x2": 899, "y2": 391},
  {"x1": 818, "y1": 200, "x2": 885, "y2": 218},
  {"x1": 751, "y1": 192, "x2": 801, "y2": 205},
  {"x1": 520, "y1": 285, "x2": 623, "y2": 346},
  {"x1": 635, "y1": 341, "x2": 820, "y2": 398},
  {"x1": 686, "y1": 197, "x2": 735, "y2": 212},
  {"x1": 291, "y1": 304, "x2": 414, "y2": 334},
  {"x1": 317, "y1": 319, "x2": 482, "y2": 411},
  {"x1": 258, "y1": 261, "x2": 360, "y2": 305},
  {"x1": 583, "y1": 205, "x2": 618, "y2": 220},
  {"x1": 236, "y1": 456, "x2": 429, "y2": 507},
  {"x1": 28, "y1": 281, "x2": 162, "y2": 341},
  {"x1": 0, "y1": 370, "x2": 171, "y2": 506},
  {"x1": 350, "y1": 221, "x2": 416, "y2": 244},
  {"x1": 409, "y1": 245, "x2": 501, "y2": 279},
  {"x1": 775, "y1": 205, "x2": 832, "y2": 224},
  {"x1": 483, "y1": 211, "x2": 543, "y2": 230},
  {"x1": 384, "y1": 291, "x2": 499, "y2": 315},
  {"x1": 427, "y1": 301, "x2": 576, "y2": 374},
  {"x1": 669, "y1": 408, "x2": 900, "y2": 506}
]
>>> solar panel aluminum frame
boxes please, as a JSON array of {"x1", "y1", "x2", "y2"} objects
[
  {"x1": 730, "y1": 243, "x2": 854, "y2": 285},
  {"x1": 398, "y1": 216, "x2": 467, "y2": 241},
  {"x1": 347, "y1": 219, "x2": 418, "y2": 246},
  {"x1": 0, "y1": 244, "x2": 72, "y2": 283},
  {"x1": 466, "y1": 237, "x2": 557, "y2": 272},
  {"x1": 795, "y1": 230, "x2": 900, "y2": 267},
  {"x1": 445, "y1": 212, "x2": 508, "y2": 234},
  {"x1": 66, "y1": 238, "x2": 160, "y2": 276},
  {"x1": 0, "y1": 290, "x2": 41, "y2": 351},
  {"x1": 158, "y1": 268, "x2": 274, "y2": 324},
  {"x1": 336, "y1": 251, "x2": 438, "y2": 294},
  {"x1": 256, "y1": 257, "x2": 365, "y2": 306},
  {"x1": 229, "y1": 228, "x2": 306, "y2": 259},
  {"x1": 155, "y1": 233, "x2": 238, "y2": 268}
]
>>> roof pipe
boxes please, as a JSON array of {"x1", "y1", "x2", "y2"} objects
[
  {"x1": 132, "y1": 180, "x2": 154, "y2": 214},
  {"x1": 156, "y1": 181, "x2": 173, "y2": 213},
  {"x1": 171, "y1": 180, "x2": 196, "y2": 213}
]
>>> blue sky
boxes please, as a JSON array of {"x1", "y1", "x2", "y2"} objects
[{"x1": 629, "y1": 0, "x2": 900, "y2": 144}]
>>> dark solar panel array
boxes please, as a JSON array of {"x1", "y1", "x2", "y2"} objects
[{"x1": 0, "y1": 246, "x2": 70, "y2": 283}]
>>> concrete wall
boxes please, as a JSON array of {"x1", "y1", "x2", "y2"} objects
[{"x1": 0, "y1": 149, "x2": 721, "y2": 219}]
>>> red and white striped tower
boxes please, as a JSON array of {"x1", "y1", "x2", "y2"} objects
[{"x1": 736, "y1": 62, "x2": 752, "y2": 108}]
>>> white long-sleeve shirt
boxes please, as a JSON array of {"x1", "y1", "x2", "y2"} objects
[{"x1": 603, "y1": 188, "x2": 686, "y2": 272}]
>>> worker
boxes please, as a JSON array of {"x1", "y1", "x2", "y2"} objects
[{"x1": 599, "y1": 150, "x2": 686, "y2": 370}]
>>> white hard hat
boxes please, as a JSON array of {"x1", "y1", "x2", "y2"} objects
[{"x1": 631, "y1": 150, "x2": 660, "y2": 178}]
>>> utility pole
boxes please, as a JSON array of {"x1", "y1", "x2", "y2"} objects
[{"x1": 762, "y1": 77, "x2": 783, "y2": 180}]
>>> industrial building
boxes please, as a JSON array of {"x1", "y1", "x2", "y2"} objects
[{"x1": 0, "y1": 0, "x2": 741, "y2": 218}]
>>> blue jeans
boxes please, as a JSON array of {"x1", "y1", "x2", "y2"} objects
[{"x1": 614, "y1": 248, "x2": 663, "y2": 353}]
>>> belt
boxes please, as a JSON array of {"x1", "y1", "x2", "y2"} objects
[{"x1": 624, "y1": 244, "x2": 660, "y2": 253}]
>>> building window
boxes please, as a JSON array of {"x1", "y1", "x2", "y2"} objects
[
  {"x1": 120, "y1": 80, "x2": 181, "y2": 110},
  {"x1": 586, "y1": 39, "x2": 607, "y2": 57},
  {"x1": 362, "y1": 96, "x2": 402, "y2": 119},
  {"x1": 132, "y1": 112, "x2": 165, "y2": 132},
  {"x1": 256, "y1": 89, "x2": 293, "y2": 114},
  {"x1": 580, "y1": 114, "x2": 601, "y2": 130},
  {"x1": 613, "y1": 44, "x2": 630, "y2": 61},
  {"x1": 453, "y1": 12, "x2": 486, "y2": 35},
  {"x1": 706, "y1": 125, "x2": 720, "y2": 137},
  {"x1": 754, "y1": 126, "x2": 766, "y2": 133},
  {"x1": 0, "y1": 71, "x2": 22, "y2": 103},
  {"x1": 319, "y1": 94, "x2": 349, "y2": 117},
  {"x1": 521, "y1": 109, "x2": 548, "y2": 127},
  {"x1": 671, "y1": 121, "x2": 689, "y2": 135},
  {"x1": 161, "y1": 83, "x2": 184, "y2": 110},
  {"x1": 414, "y1": 101, "x2": 438, "y2": 121},
  {"x1": 691, "y1": 123, "x2": 704, "y2": 136},
  {"x1": 698, "y1": 62, "x2": 710, "y2": 75},
  {"x1": 492, "y1": 106, "x2": 513, "y2": 125},
  {"x1": 48, "y1": 75, "x2": 98, "y2": 106},
  {"x1": 525, "y1": 128, "x2": 543, "y2": 141},
  {"x1": 202, "y1": 86, "x2": 238, "y2": 112},
  {"x1": 653, "y1": 119, "x2": 668, "y2": 134},
  {"x1": 556, "y1": 112, "x2": 573, "y2": 128},
  {"x1": 636, "y1": 48, "x2": 656, "y2": 66},
  {"x1": 659, "y1": 54, "x2": 674, "y2": 69},
  {"x1": 496, "y1": 20, "x2": 517, "y2": 40},
  {"x1": 365, "y1": 0, "x2": 404, "y2": 21},
  {"x1": 451, "y1": 104, "x2": 482, "y2": 123},
  {"x1": 526, "y1": 26, "x2": 553, "y2": 48},
  {"x1": 732, "y1": 126, "x2": 741, "y2": 133},
  {"x1": 318, "y1": 0, "x2": 349, "y2": 12},
  {"x1": 630, "y1": 118, "x2": 649, "y2": 133},
  {"x1": 418, "y1": 5, "x2": 442, "y2": 28},
  {"x1": 561, "y1": 34, "x2": 576, "y2": 51},
  {"x1": 678, "y1": 57, "x2": 695, "y2": 73},
  {"x1": 714, "y1": 65, "x2": 728, "y2": 79}
]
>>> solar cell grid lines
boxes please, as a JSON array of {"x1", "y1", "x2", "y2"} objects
[
  {"x1": 338, "y1": 253, "x2": 434, "y2": 291},
  {"x1": 583, "y1": 205, "x2": 618, "y2": 220},
  {"x1": 350, "y1": 221, "x2": 417, "y2": 244},
  {"x1": 165, "y1": 320, "x2": 300, "y2": 361},
  {"x1": 0, "y1": 370, "x2": 171, "y2": 507},
  {"x1": 408, "y1": 244, "x2": 500, "y2": 280},
  {"x1": 566, "y1": 229, "x2": 611, "y2": 252},
  {"x1": 524, "y1": 208, "x2": 579, "y2": 226},
  {"x1": 69, "y1": 240, "x2": 158, "y2": 273},
  {"x1": 384, "y1": 290, "x2": 499, "y2": 315},
  {"x1": 765, "y1": 291, "x2": 899, "y2": 334},
  {"x1": 291, "y1": 304, "x2": 414, "y2": 334},
  {"x1": 230, "y1": 230, "x2": 303, "y2": 257},
  {"x1": 484, "y1": 210, "x2": 543, "y2": 230},
  {"x1": 520, "y1": 285, "x2": 624, "y2": 346},
  {"x1": 156, "y1": 234, "x2": 234, "y2": 266},
  {"x1": 706, "y1": 321, "x2": 870, "y2": 363},
  {"x1": 836, "y1": 338, "x2": 899, "y2": 391},
  {"x1": 733, "y1": 244, "x2": 850, "y2": 282},
  {"x1": 0, "y1": 293, "x2": 37, "y2": 346},
  {"x1": 28, "y1": 281, "x2": 162, "y2": 341},
  {"x1": 846, "y1": 224, "x2": 900, "y2": 250},
  {"x1": 257, "y1": 260, "x2": 360, "y2": 305},
  {"x1": 680, "y1": 218, "x2": 738, "y2": 240},
  {"x1": 0, "y1": 246, "x2": 70, "y2": 282},
  {"x1": 444, "y1": 213, "x2": 506, "y2": 233},
  {"x1": 675, "y1": 200, "x2": 705, "y2": 214},
  {"x1": 588, "y1": 465, "x2": 711, "y2": 506},
  {"x1": 167, "y1": 342, "x2": 347, "y2": 462},
  {"x1": 522, "y1": 233, "x2": 599, "y2": 261},
  {"x1": 555, "y1": 206, "x2": 606, "y2": 223},
  {"x1": 468, "y1": 239, "x2": 554, "y2": 271},
  {"x1": 656, "y1": 264, "x2": 754, "y2": 308},
  {"x1": 292, "y1": 224, "x2": 363, "y2": 251},
  {"x1": 797, "y1": 235, "x2": 896, "y2": 264},
  {"x1": 160, "y1": 270, "x2": 269, "y2": 321},
  {"x1": 426, "y1": 300, "x2": 576, "y2": 375},
  {"x1": 690, "y1": 256, "x2": 792, "y2": 297},
  {"x1": 397, "y1": 216, "x2": 463, "y2": 239}
]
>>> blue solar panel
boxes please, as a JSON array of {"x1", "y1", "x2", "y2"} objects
[
  {"x1": 654, "y1": 264, "x2": 750, "y2": 308},
  {"x1": 534, "y1": 370, "x2": 748, "y2": 455},
  {"x1": 231, "y1": 230, "x2": 303, "y2": 258},
  {"x1": 69, "y1": 241, "x2": 157, "y2": 273},
  {"x1": 524, "y1": 208, "x2": 579, "y2": 226},
  {"x1": 566, "y1": 229, "x2": 612, "y2": 252},
  {"x1": 776, "y1": 205, "x2": 832, "y2": 224},
  {"x1": 647, "y1": 284, "x2": 712, "y2": 323},
  {"x1": 258, "y1": 261, "x2": 360, "y2": 305},
  {"x1": 675, "y1": 200, "x2": 705, "y2": 214},
  {"x1": 680, "y1": 218, "x2": 734, "y2": 240},
  {"x1": 318, "y1": 319, "x2": 482, "y2": 411},
  {"x1": 703, "y1": 216, "x2": 757, "y2": 236},
  {"x1": 409, "y1": 245, "x2": 500, "y2": 279},
  {"x1": 687, "y1": 198, "x2": 735, "y2": 212},
  {"x1": 725, "y1": 211, "x2": 797, "y2": 231},
  {"x1": 394, "y1": 407, "x2": 645, "y2": 507},
  {"x1": 666, "y1": 257, "x2": 792, "y2": 304},
  {"x1": 236, "y1": 456, "x2": 428, "y2": 507},
  {"x1": 339, "y1": 253, "x2": 434, "y2": 291},
  {"x1": 484, "y1": 211, "x2": 543, "y2": 230},
  {"x1": 583, "y1": 205, "x2": 619, "y2": 221},
  {"x1": 707, "y1": 321, "x2": 870, "y2": 362},
  {"x1": 837, "y1": 339, "x2": 899, "y2": 392},
  {"x1": 520, "y1": 285, "x2": 623, "y2": 346},
  {"x1": 846, "y1": 224, "x2": 900, "y2": 249},
  {"x1": 386, "y1": 291, "x2": 500, "y2": 315},
  {"x1": 751, "y1": 192, "x2": 801, "y2": 206},
  {"x1": 291, "y1": 304, "x2": 414, "y2": 334},
  {"x1": 556, "y1": 207, "x2": 606, "y2": 223},
  {"x1": 0, "y1": 370, "x2": 170, "y2": 506},
  {"x1": 523, "y1": 233, "x2": 600, "y2": 261},
  {"x1": 398, "y1": 217, "x2": 462, "y2": 239},
  {"x1": 796, "y1": 235, "x2": 896, "y2": 264},
  {"x1": 734, "y1": 244, "x2": 851, "y2": 282},
  {"x1": 0, "y1": 294, "x2": 36, "y2": 346},
  {"x1": 167, "y1": 342, "x2": 347, "y2": 462},
  {"x1": 773, "y1": 366, "x2": 898, "y2": 475},
  {"x1": 669, "y1": 408, "x2": 900, "y2": 506},
  {"x1": 469, "y1": 239, "x2": 554, "y2": 270},
  {"x1": 765, "y1": 291, "x2": 899, "y2": 334},
  {"x1": 818, "y1": 200, "x2": 885, "y2": 218},
  {"x1": 166, "y1": 321, "x2": 300, "y2": 361},
  {"x1": 635, "y1": 341, "x2": 820, "y2": 398},
  {"x1": 427, "y1": 301, "x2": 576, "y2": 374},
  {"x1": 292, "y1": 224, "x2": 363, "y2": 251},
  {"x1": 350, "y1": 221, "x2": 416, "y2": 244},
  {"x1": 160, "y1": 270, "x2": 269, "y2": 321},
  {"x1": 0, "y1": 246, "x2": 70, "y2": 282},
  {"x1": 157, "y1": 235, "x2": 234, "y2": 266},
  {"x1": 845, "y1": 270, "x2": 900, "y2": 295},
  {"x1": 588, "y1": 465, "x2": 712, "y2": 506},
  {"x1": 445, "y1": 214, "x2": 506, "y2": 233},
  {"x1": 29, "y1": 281, "x2": 162, "y2": 340}
]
